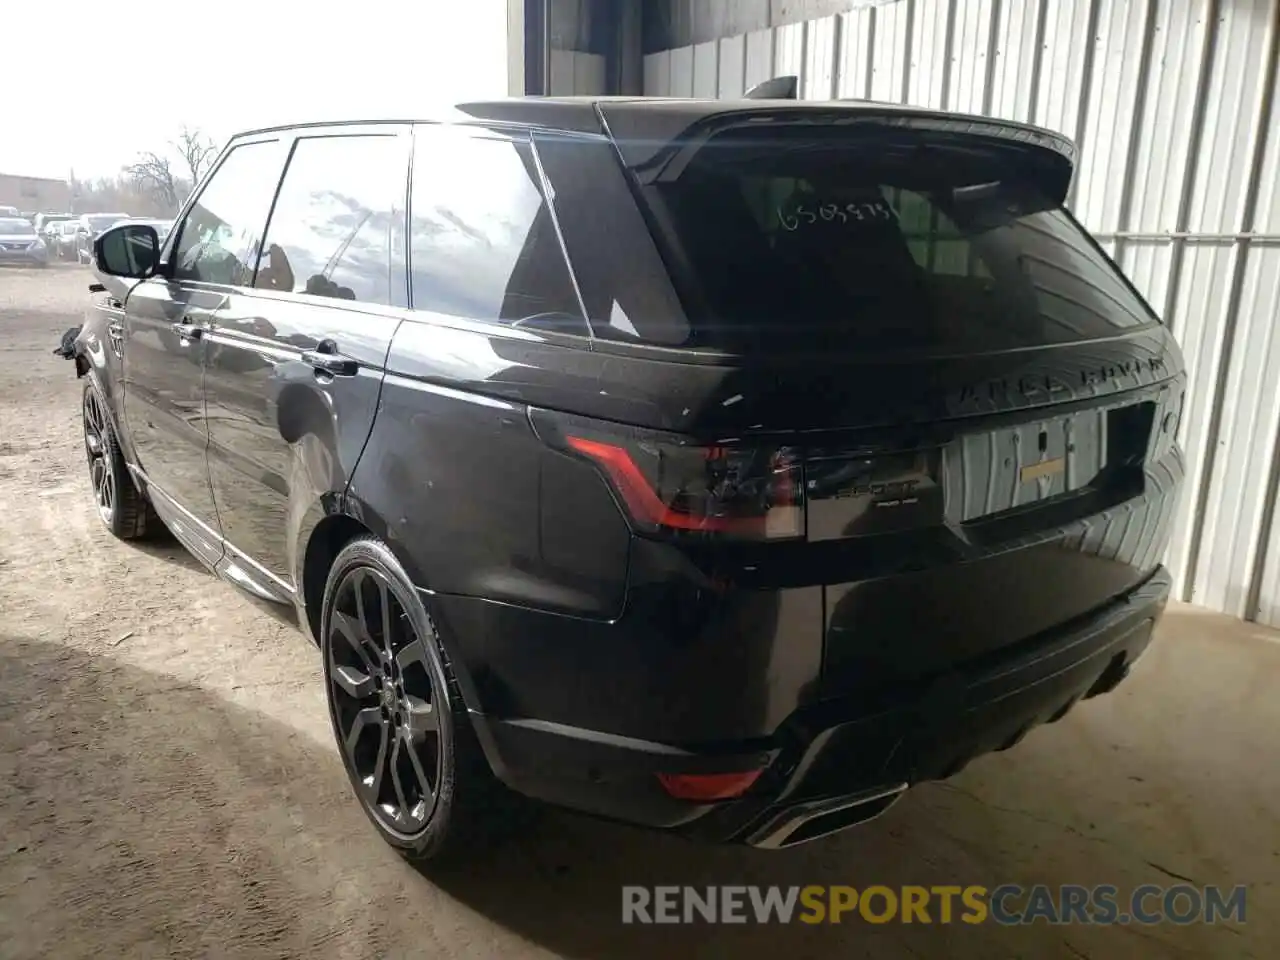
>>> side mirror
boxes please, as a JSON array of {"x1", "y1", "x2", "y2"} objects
[{"x1": 95, "y1": 224, "x2": 159, "y2": 279}]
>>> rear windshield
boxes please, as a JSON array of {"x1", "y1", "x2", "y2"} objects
[
  {"x1": 87, "y1": 215, "x2": 123, "y2": 232},
  {"x1": 620, "y1": 124, "x2": 1156, "y2": 355}
]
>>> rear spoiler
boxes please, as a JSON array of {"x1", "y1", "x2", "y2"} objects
[{"x1": 604, "y1": 104, "x2": 1077, "y2": 204}]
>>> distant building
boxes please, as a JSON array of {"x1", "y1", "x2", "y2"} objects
[{"x1": 0, "y1": 173, "x2": 72, "y2": 214}]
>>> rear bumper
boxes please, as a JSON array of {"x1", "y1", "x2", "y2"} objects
[{"x1": 469, "y1": 566, "x2": 1170, "y2": 846}]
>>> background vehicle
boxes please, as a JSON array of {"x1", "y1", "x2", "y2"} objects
[
  {"x1": 73, "y1": 212, "x2": 130, "y2": 264},
  {"x1": 53, "y1": 220, "x2": 82, "y2": 260},
  {"x1": 74, "y1": 99, "x2": 1186, "y2": 861},
  {"x1": 0, "y1": 216, "x2": 47, "y2": 266},
  {"x1": 0, "y1": 205, "x2": 20, "y2": 218},
  {"x1": 33, "y1": 212, "x2": 74, "y2": 235}
]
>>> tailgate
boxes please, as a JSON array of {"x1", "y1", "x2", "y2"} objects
[{"x1": 814, "y1": 388, "x2": 1180, "y2": 699}]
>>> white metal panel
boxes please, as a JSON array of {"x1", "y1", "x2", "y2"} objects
[
  {"x1": 1258, "y1": 517, "x2": 1280, "y2": 627},
  {"x1": 1164, "y1": 244, "x2": 1240, "y2": 596},
  {"x1": 1073, "y1": 0, "x2": 1151, "y2": 232},
  {"x1": 548, "y1": 49, "x2": 574, "y2": 95},
  {"x1": 670, "y1": 44, "x2": 695, "y2": 96},
  {"x1": 549, "y1": 50, "x2": 606, "y2": 95},
  {"x1": 1185, "y1": 0, "x2": 1272, "y2": 235},
  {"x1": 1173, "y1": 0, "x2": 1276, "y2": 603},
  {"x1": 805, "y1": 16, "x2": 839, "y2": 100},
  {"x1": 1035, "y1": 0, "x2": 1093, "y2": 135},
  {"x1": 744, "y1": 28, "x2": 776, "y2": 90},
  {"x1": 949, "y1": 0, "x2": 995, "y2": 114},
  {"x1": 1120, "y1": 242, "x2": 1175, "y2": 323},
  {"x1": 868, "y1": 0, "x2": 912, "y2": 103},
  {"x1": 988, "y1": 0, "x2": 1043, "y2": 122},
  {"x1": 718, "y1": 35, "x2": 747, "y2": 97},
  {"x1": 1125, "y1": 0, "x2": 1212, "y2": 234},
  {"x1": 907, "y1": 0, "x2": 951, "y2": 108},
  {"x1": 1194, "y1": 248, "x2": 1280, "y2": 616},
  {"x1": 644, "y1": 50, "x2": 671, "y2": 97},
  {"x1": 693, "y1": 41, "x2": 719, "y2": 97},
  {"x1": 837, "y1": 6, "x2": 874, "y2": 100},
  {"x1": 575, "y1": 52, "x2": 606, "y2": 95},
  {"x1": 1198, "y1": 0, "x2": 1280, "y2": 623},
  {"x1": 775, "y1": 21, "x2": 807, "y2": 80}
]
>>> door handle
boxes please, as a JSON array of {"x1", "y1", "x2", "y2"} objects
[
  {"x1": 302, "y1": 343, "x2": 358, "y2": 377},
  {"x1": 174, "y1": 322, "x2": 204, "y2": 340}
]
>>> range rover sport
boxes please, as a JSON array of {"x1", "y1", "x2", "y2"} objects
[{"x1": 73, "y1": 95, "x2": 1186, "y2": 860}]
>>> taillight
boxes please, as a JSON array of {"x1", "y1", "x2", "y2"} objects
[{"x1": 531, "y1": 410, "x2": 804, "y2": 540}]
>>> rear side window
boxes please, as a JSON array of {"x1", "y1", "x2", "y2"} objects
[
  {"x1": 172, "y1": 140, "x2": 286, "y2": 286},
  {"x1": 532, "y1": 133, "x2": 691, "y2": 346},
  {"x1": 253, "y1": 134, "x2": 405, "y2": 306},
  {"x1": 408, "y1": 125, "x2": 587, "y2": 336},
  {"x1": 615, "y1": 123, "x2": 1157, "y2": 355}
]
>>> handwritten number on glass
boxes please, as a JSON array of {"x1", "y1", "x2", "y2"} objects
[{"x1": 778, "y1": 200, "x2": 896, "y2": 232}]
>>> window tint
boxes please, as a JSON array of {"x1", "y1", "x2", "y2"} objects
[
  {"x1": 173, "y1": 140, "x2": 285, "y2": 286},
  {"x1": 253, "y1": 134, "x2": 404, "y2": 305},
  {"x1": 628, "y1": 125, "x2": 1156, "y2": 355},
  {"x1": 409, "y1": 125, "x2": 586, "y2": 336}
]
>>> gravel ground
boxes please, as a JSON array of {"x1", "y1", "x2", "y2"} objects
[{"x1": 0, "y1": 265, "x2": 1275, "y2": 959}]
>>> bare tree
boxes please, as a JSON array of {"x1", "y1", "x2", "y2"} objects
[
  {"x1": 174, "y1": 126, "x2": 217, "y2": 185},
  {"x1": 126, "y1": 152, "x2": 179, "y2": 210}
]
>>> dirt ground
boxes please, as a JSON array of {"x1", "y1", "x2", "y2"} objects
[{"x1": 0, "y1": 264, "x2": 1276, "y2": 959}]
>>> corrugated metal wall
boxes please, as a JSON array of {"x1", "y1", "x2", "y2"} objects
[
  {"x1": 549, "y1": 49, "x2": 607, "y2": 94},
  {"x1": 642, "y1": 0, "x2": 1280, "y2": 625}
]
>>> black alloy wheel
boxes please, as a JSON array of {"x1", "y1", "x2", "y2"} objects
[
  {"x1": 320, "y1": 537, "x2": 519, "y2": 862},
  {"x1": 82, "y1": 385, "x2": 115, "y2": 526},
  {"x1": 327, "y1": 565, "x2": 444, "y2": 835},
  {"x1": 81, "y1": 380, "x2": 154, "y2": 539}
]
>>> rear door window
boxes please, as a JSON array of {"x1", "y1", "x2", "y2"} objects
[
  {"x1": 608, "y1": 123, "x2": 1157, "y2": 355},
  {"x1": 252, "y1": 133, "x2": 406, "y2": 306}
]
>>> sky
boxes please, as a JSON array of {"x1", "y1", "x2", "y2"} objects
[{"x1": 3, "y1": 0, "x2": 510, "y2": 180}]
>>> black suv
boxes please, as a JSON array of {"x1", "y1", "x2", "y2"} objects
[{"x1": 74, "y1": 97, "x2": 1186, "y2": 860}]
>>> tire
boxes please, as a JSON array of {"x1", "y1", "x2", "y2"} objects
[
  {"x1": 82, "y1": 380, "x2": 156, "y2": 539},
  {"x1": 320, "y1": 536, "x2": 517, "y2": 862}
]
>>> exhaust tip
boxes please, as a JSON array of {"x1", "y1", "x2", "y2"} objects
[{"x1": 746, "y1": 783, "x2": 908, "y2": 850}]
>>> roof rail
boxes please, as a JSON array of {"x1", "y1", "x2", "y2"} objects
[{"x1": 743, "y1": 75, "x2": 798, "y2": 99}]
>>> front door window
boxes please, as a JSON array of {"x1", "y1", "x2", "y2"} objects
[{"x1": 172, "y1": 140, "x2": 286, "y2": 286}]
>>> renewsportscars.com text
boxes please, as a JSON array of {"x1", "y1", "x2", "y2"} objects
[{"x1": 621, "y1": 884, "x2": 1247, "y2": 926}]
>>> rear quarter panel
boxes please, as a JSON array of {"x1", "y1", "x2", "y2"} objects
[{"x1": 349, "y1": 318, "x2": 632, "y2": 619}]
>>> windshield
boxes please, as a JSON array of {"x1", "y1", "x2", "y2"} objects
[
  {"x1": 0, "y1": 219, "x2": 35, "y2": 234},
  {"x1": 87, "y1": 215, "x2": 123, "y2": 232},
  {"x1": 613, "y1": 125, "x2": 1156, "y2": 355}
]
